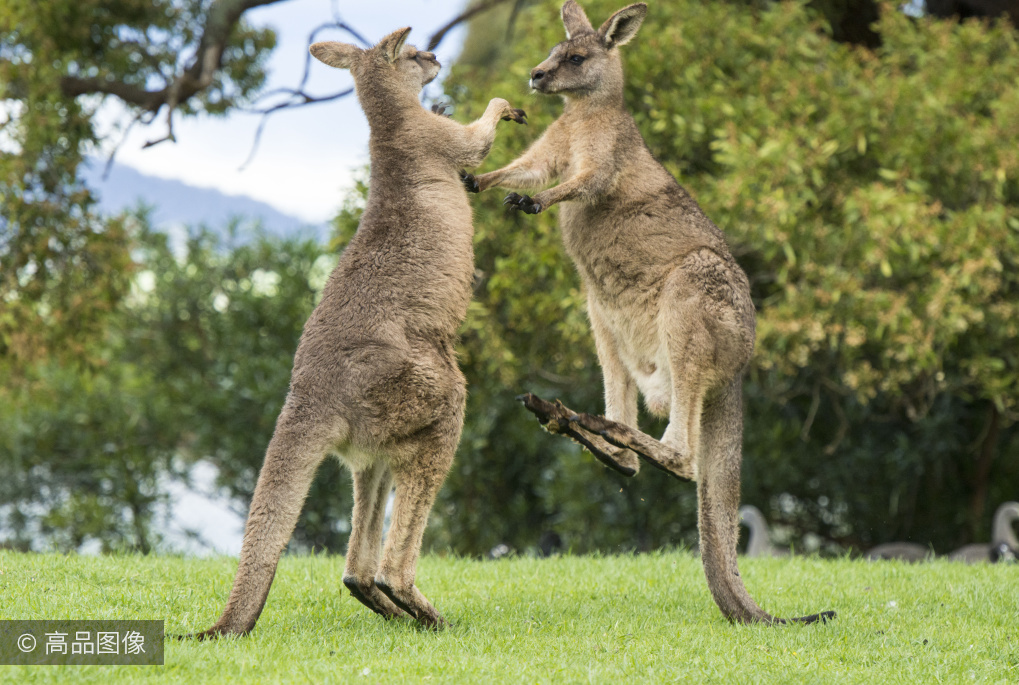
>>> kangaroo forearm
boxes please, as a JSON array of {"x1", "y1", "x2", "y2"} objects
[
  {"x1": 533, "y1": 170, "x2": 609, "y2": 209},
  {"x1": 455, "y1": 97, "x2": 522, "y2": 168},
  {"x1": 475, "y1": 164, "x2": 553, "y2": 192},
  {"x1": 458, "y1": 116, "x2": 502, "y2": 168}
]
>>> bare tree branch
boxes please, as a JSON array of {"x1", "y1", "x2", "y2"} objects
[
  {"x1": 235, "y1": 12, "x2": 371, "y2": 169},
  {"x1": 101, "y1": 110, "x2": 147, "y2": 180},
  {"x1": 426, "y1": 0, "x2": 516, "y2": 51},
  {"x1": 61, "y1": 0, "x2": 290, "y2": 143},
  {"x1": 62, "y1": 0, "x2": 519, "y2": 166},
  {"x1": 238, "y1": 87, "x2": 353, "y2": 170},
  {"x1": 330, "y1": 0, "x2": 373, "y2": 47}
]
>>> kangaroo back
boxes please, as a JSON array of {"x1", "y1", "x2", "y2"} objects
[{"x1": 189, "y1": 26, "x2": 526, "y2": 638}]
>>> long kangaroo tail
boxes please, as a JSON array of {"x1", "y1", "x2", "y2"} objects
[
  {"x1": 697, "y1": 380, "x2": 835, "y2": 625},
  {"x1": 191, "y1": 406, "x2": 335, "y2": 638}
]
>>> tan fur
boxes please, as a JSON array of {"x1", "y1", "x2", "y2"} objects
[
  {"x1": 476, "y1": 2, "x2": 832, "y2": 624},
  {"x1": 192, "y1": 27, "x2": 524, "y2": 637}
]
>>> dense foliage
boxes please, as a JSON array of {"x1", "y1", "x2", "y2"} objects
[
  {"x1": 409, "y1": 0, "x2": 1019, "y2": 554},
  {"x1": 0, "y1": 220, "x2": 351, "y2": 552},
  {"x1": 2, "y1": 1, "x2": 1017, "y2": 556},
  {"x1": 0, "y1": 0, "x2": 275, "y2": 369}
]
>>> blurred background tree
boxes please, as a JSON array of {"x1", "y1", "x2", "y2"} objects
[
  {"x1": 0, "y1": 0, "x2": 277, "y2": 371},
  {"x1": 2, "y1": 0, "x2": 1017, "y2": 556},
  {"x1": 412, "y1": 0, "x2": 1019, "y2": 555}
]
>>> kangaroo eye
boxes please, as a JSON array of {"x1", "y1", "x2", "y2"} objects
[{"x1": 569, "y1": 55, "x2": 586, "y2": 65}]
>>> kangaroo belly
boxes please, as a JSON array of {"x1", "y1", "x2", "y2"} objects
[{"x1": 589, "y1": 295, "x2": 673, "y2": 417}]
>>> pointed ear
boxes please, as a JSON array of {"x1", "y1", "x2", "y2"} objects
[
  {"x1": 598, "y1": 3, "x2": 647, "y2": 49},
  {"x1": 309, "y1": 41, "x2": 361, "y2": 70},
  {"x1": 378, "y1": 27, "x2": 412, "y2": 64},
  {"x1": 561, "y1": 0, "x2": 594, "y2": 39}
]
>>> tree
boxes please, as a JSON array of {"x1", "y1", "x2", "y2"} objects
[
  {"x1": 0, "y1": 216, "x2": 354, "y2": 553},
  {"x1": 418, "y1": 0, "x2": 1019, "y2": 555},
  {"x1": 0, "y1": 0, "x2": 278, "y2": 369}
]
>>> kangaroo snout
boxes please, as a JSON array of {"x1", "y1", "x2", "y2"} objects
[{"x1": 530, "y1": 66, "x2": 548, "y2": 90}]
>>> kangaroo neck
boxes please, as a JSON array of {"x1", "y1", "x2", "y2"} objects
[
  {"x1": 357, "y1": 82, "x2": 420, "y2": 135},
  {"x1": 562, "y1": 89, "x2": 627, "y2": 118}
]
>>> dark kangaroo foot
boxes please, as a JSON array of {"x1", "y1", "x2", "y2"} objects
[
  {"x1": 566, "y1": 411, "x2": 694, "y2": 481},
  {"x1": 503, "y1": 192, "x2": 542, "y2": 214},
  {"x1": 517, "y1": 393, "x2": 638, "y2": 476},
  {"x1": 501, "y1": 108, "x2": 527, "y2": 124},
  {"x1": 343, "y1": 576, "x2": 407, "y2": 619},
  {"x1": 460, "y1": 169, "x2": 480, "y2": 193},
  {"x1": 375, "y1": 578, "x2": 449, "y2": 630},
  {"x1": 430, "y1": 103, "x2": 452, "y2": 117}
]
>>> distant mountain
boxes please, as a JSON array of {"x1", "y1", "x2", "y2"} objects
[{"x1": 81, "y1": 160, "x2": 328, "y2": 242}]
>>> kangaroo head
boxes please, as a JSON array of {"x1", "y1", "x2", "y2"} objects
[
  {"x1": 310, "y1": 27, "x2": 441, "y2": 95},
  {"x1": 529, "y1": 1, "x2": 647, "y2": 97}
]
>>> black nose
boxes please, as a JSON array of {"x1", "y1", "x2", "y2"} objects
[{"x1": 531, "y1": 69, "x2": 545, "y2": 81}]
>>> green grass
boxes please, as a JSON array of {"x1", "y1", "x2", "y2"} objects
[{"x1": 1, "y1": 551, "x2": 1016, "y2": 683}]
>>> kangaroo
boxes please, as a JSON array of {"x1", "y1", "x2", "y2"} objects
[
  {"x1": 468, "y1": 1, "x2": 833, "y2": 624},
  {"x1": 191, "y1": 27, "x2": 525, "y2": 638}
]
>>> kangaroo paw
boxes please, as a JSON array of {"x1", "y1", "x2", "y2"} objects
[
  {"x1": 430, "y1": 103, "x2": 452, "y2": 117},
  {"x1": 501, "y1": 108, "x2": 527, "y2": 124},
  {"x1": 503, "y1": 192, "x2": 542, "y2": 214},
  {"x1": 459, "y1": 169, "x2": 480, "y2": 193}
]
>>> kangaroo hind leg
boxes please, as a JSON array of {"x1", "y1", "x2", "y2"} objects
[
  {"x1": 193, "y1": 406, "x2": 343, "y2": 638},
  {"x1": 343, "y1": 460, "x2": 406, "y2": 619},
  {"x1": 374, "y1": 427, "x2": 457, "y2": 629}
]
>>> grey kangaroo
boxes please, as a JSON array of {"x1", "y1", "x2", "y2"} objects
[
  {"x1": 192, "y1": 27, "x2": 525, "y2": 637},
  {"x1": 468, "y1": 1, "x2": 833, "y2": 625}
]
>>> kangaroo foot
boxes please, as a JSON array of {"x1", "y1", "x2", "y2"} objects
[
  {"x1": 566, "y1": 411, "x2": 695, "y2": 482},
  {"x1": 517, "y1": 393, "x2": 638, "y2": 476},
  {"x1": 375, "y1": 577, "x2": 448, "y2": 630},
  {"x1": 430, "y1": 103, "x2": 452, "y2": 117},
  {"x1": 343, "y1": 576, "x2": 407, "y2": 619},
  {"x1": 501, "y1": 108, "x2": 527, "y2": 124},
  {"x1": 503, "y1": 192, "x2": 542, "y2": 214},
  {"x1": 460, "y1": 169, "x2": 480, "y2": 193}
]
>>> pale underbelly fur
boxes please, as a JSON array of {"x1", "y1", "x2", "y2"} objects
[{"x1": 594, "y1": 296, "x2": 673, "y2": 418}]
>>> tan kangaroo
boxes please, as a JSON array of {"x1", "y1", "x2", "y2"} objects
[
  {"x1": 192, "y1": 27, "x2": 525, "y2": 638},
  {"x1": 469, "y1": 1, "x2": 833, "y2": 625}
]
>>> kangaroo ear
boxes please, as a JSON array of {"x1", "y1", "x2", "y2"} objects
[
  {"x1": 378, "y1": 27, "x2": 412, "y2": 64},
  {"x1": 310, "y1": 42, "x2": 361, "y2": 70},
  {"x1": 561, "y1": 0, "x2": 594, "y2": 39},
  {"x1": 598, "y1": 3, "x2": 647, "y2": 49}
]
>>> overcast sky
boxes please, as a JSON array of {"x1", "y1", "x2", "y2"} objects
[{"x1": 93, "y1": 0, "x2": 472, "y2": 225}]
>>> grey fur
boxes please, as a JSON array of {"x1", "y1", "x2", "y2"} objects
[
  {"x1": 476, "y1": 2, "x2": 833, "y2": 624},
  {"x1": 190, "y1": 27, "x2": 524, "y2": 638}
]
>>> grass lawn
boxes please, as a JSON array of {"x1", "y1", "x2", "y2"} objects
[{"x1": 0, "y1": 550, "x2": 1016, "y2": 683}]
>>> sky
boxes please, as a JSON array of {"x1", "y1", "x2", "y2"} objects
[{"x1": 92, "y1": 0, "x2": 473, "y2": 225}]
